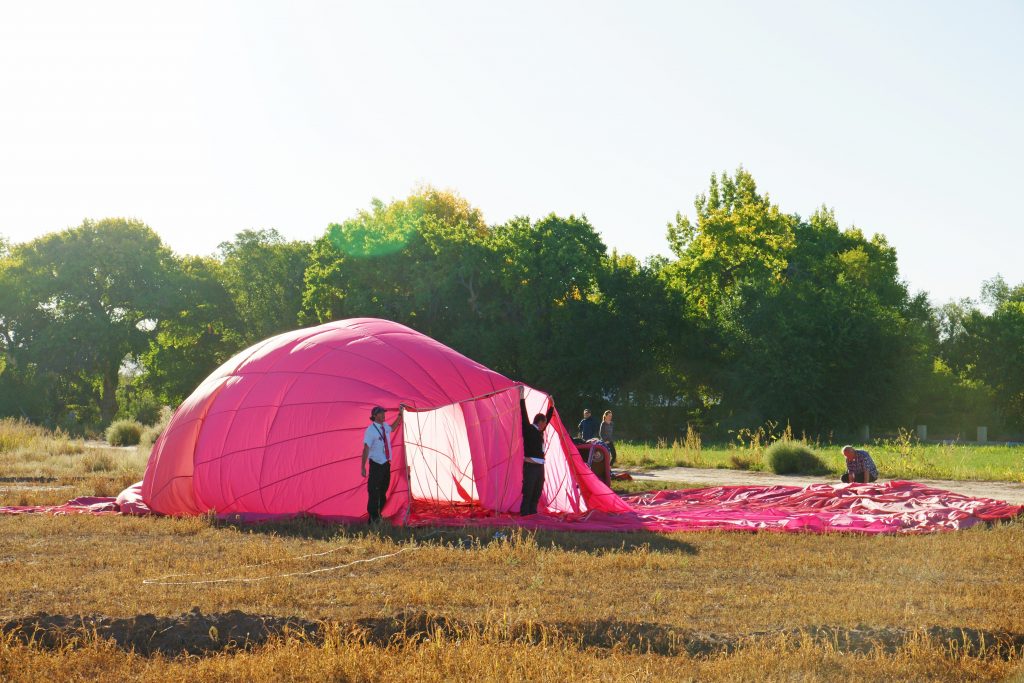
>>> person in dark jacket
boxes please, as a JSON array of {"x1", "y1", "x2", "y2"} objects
[
  {"x1": 578, "y1": 409, "x2": 597, "y2": 441},
  {"x1": 519, "y1": 385, "x2": 554, "y2": 516}
]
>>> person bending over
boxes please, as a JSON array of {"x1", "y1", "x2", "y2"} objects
[
  {"x1": 520, "y1": 385, "x2": 554, "y2": 516},
  {"x1": 841, "y1": 445, "x2": 878, "y2": 484}
]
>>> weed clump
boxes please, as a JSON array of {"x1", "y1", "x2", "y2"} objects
[
  {"x1": 766, "y1": 441, "x2": 830, "y2": 475},
  {"x1": 140, "y1": 406, "x2": 174, "y2": 448},
  {"x1": 82, "y1": 451, "x2": 116, "y2": 473},
  {"x1": 106, "y1": 419, "x2": 143, "y2": 446},
  {"x1": 0, "y1": 418, "x2": 47, "y2": 453},
  {"x1": 729, "y1": 453, "x2": 758, "y2": 470}
]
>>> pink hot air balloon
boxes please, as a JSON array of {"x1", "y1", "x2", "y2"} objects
[{"x1": 141, "y1": 318, "x2": 628, "y2": 522}]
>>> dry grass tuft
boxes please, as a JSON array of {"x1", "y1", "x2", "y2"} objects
[{"x1": 0, "y1": 419, "x2": 47, "y2": 454}]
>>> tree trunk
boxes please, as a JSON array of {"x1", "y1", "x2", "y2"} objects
[{"x1": 99, "y1": 370, "x2": 119, "y2": 424}]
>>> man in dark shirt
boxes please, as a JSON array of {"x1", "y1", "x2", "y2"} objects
[
  {"x1": 578, "y1": 409, "x2": 597, "y2": 441},
  {"x1": 519, "y1": 385, "x2": 555, "y2": 516}
]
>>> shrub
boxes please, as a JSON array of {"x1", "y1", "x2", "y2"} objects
[
  {"x1": 140, "y1": 406, "x2": 175, "y2": 448},
  {"x1": 106, "y1": 419, "x2": 143, "y2": 446},
  {"x1": 766, "y1": 441, "x2": 830, "y2": 475}
]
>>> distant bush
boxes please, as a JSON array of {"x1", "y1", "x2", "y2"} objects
[
  {"x1": 140, "y1": 406, "x2": 175, "y2": 449},
  {"x1": 106, "y1": 419, "x2": 143, "y2": 446},
  {"x1": 766, "y1": 441, "x2": 830, "y2": 475},
  {"x1": 139, "y1": 426, "x2": 161, "y2": 449}
]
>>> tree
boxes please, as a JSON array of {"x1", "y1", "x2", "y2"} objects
[
  {"x1": 943, "y1": 277, "x2": 1024, "y2": 431},
  {"x1": 303, "y1": 191, "x2": 628, "y2": 407},
  {"x1": 141, "y1": 255, "x2": 242, "y2": 405},
  {"x1": 667, "y1": 168, "x2": 796, "y2": 316},
  {"x1": 303, "y1": 189, "x2": 489, "y2": 327},
  {"x1": 665, "y1": 171, "x2": 929, "y2": 434},
  {"x1": 217, "y1": 229, "x2": 311, "y2": 345},
  {"x1": 487, "y1": 213, "x2": 608, "y2": 400},
  {"x1": 5, "y1": 218, "x2": 176, "y2": 424},
  {"x1": 302, "y1": 188, "x2": 510, "y2": 361}
]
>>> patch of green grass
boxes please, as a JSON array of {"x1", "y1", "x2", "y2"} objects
[
  {"x1": 609, "y1": 479, "x2": 703, "y2": 495},
  {"x1": 616, "y1": 439, "x2": 1024, "y2": 482}
]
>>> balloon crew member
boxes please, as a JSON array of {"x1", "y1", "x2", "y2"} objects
[
  {"x1": 519, "y1": 385, "x2": 555, "y2": 516},
  {"x1": 840, "y1": 444, "x2": 878, "y2": 484},
  {"x1": 599, "y1": 410, "x2": 617, "y2": 466},
  {"x1": 361, "y1": 404, "x2": 404, "y2": 523},
  {"x1": 578, "y1": 409, "x2": 597, "y2": 440}
]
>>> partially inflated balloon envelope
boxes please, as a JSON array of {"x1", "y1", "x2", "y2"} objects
[{"x1": 141, "y1": 318, "x2": 627, "y2": 522}]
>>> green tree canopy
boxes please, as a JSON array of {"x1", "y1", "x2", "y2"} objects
[
  {"x1": 4, "y1": 218, "x2": 176, "y2": 423},
  {"x1": 665, "y1": 171, "x2": 929, "y2": 433},
  {"x1": 941, "y1": 276, "x2": 1024, "y2": 430},
  {"x1": 217, "y1": 229, "x2": 311, "y2": 345}
]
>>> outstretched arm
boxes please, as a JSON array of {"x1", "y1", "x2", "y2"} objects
[
  {"x1": 518, "y1": 386, "x2": 530, "y2": 429},
  {"x1": 390, "y1": 403, "x2": 406, "y2": 430}
]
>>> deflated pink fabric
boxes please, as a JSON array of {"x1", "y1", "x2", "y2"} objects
[
  {"x1": 0, "y1": 496, "x2": 120, "y2": 515},
  {"x1": 115, "y1": 481, "x2": 151, "y2": 516},
  {"x1": 406, "y1": 481, "x2": 1024, "y2": 534},
  {"x1": 5, "y1": 481, "x2": 1021, "y2": 534},
  {"x1": 140, "y1": 318, "x2": 626, "y2": 522}
]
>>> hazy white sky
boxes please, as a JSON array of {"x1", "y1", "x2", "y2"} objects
[{"x1": 1, "y1": 1, "x2": 1021, "y2": 304}]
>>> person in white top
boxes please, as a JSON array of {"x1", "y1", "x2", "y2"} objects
[{"x1": 361, "y1": 404, "x2": 404, "y2": 523}]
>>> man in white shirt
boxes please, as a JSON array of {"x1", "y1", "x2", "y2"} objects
[{"x1": 361, "y1": 404, "x2": 404, "y2": 523}]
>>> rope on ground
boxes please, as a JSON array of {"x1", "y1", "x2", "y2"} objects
[
  {"x1": 144, "y1": 539, "x2": 385, "y2": 582},
  {"x1": 141, "y1": 547, "x2": 417, "y2": 586}
]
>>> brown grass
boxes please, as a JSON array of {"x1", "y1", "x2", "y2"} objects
[
  {"x1": 2, "y1": 630, "x2": 1020, "y2": 682},
  {"x1": 1, "y1": 424, "x2": 1023, "y2": 679},
  {"x1": 0, "y1": 421, "x2": 147, "y2": 507}
]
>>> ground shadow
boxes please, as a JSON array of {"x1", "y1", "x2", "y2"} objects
[
  {"x1": 213, "y1": 516, "x2": 697, "y2": 555},
  {"x1": 5, "y1": 609, "x2": 1022, "y2": 659},
  {"x1": 0, "y1": 476, "x2": 59, "y2": 484}
]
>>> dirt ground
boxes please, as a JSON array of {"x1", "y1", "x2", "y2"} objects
[
  {"x1": 631, "y1": 467, "x2": 1024, "y2": 504},
  {"x1": 4, "y1": 609, "x2": 1022, "y2": 658}
]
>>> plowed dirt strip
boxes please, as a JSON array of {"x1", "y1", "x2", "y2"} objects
[{"x1": 4, "y1": 610, "x2": 1023, "y2": 659}]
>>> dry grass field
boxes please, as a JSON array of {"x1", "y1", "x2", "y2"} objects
[{"x1": 2, "y1": 419, "x2": 1023, "y2": 681}]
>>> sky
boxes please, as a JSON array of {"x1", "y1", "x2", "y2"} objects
[{"x1": 1, "y1": 1, "x2": 1022, "y2": 305}]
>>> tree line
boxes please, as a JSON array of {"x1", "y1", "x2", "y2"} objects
[{"x1": 1, "y1": 169, "x2": 1022, "y2": 440}]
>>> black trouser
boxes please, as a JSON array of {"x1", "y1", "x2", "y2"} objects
[
  {"x1": 606, "y1": 441, "x2": 617, "y2": 467},
  {"x1": 367, "y1": 460, "x2": 391, "y2": 521},
  {"x1": 520, "y1": 461, "x2": 545, "y2": 516},
  {"x1": 841, "y1": 472, "x2": 877, "y2": 483}
]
